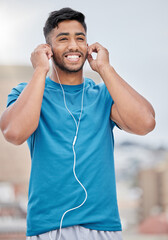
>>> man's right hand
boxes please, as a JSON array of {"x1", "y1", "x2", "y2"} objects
[{"x1": 30, "y1": 44, "x2": 53, "y2": 73}]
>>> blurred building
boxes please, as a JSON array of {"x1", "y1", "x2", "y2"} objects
[
  {"x1": 0, "y1": 65, "x2": 33, "y2": 238},
  {"x1": 0, "y1": 66, "x2": 33, "y2": 198},
  {"x1": 138, "y1": 154, "x2": 168, "y2": 234},
  {"x1": 158, "y1": 159, "x2": 168, "y2": 213}
]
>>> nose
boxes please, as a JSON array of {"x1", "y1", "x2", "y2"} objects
[{"x1": 68, "y1": 39, "x2": 79, "y2": 52}]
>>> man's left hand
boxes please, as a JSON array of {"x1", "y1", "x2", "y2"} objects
[{"x1": 87, "y1": 42, "x2": 110, "y2": 73}]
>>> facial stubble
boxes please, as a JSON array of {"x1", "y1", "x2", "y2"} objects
[{"x1": 52, "y1": 48, "x2": 88, "y2": 73}]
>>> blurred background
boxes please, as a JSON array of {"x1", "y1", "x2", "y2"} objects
[{"x1": 0, "y1": 0, "x2": 168, "y2": 239}]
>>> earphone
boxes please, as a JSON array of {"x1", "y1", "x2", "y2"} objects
[{"x1": 49, "y1": 59, "x2": 88, "y2": 240}]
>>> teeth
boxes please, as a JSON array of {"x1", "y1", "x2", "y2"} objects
[{"x1": 67, "y1": 55, "x2": 79, "y2": 59}]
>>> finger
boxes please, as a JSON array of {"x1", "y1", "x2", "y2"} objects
[
  {"x1": 88, "y1": 45, "x2": 96, "y2": 55},
  {"x1": 34, "y1": 44, "x2": 47, "y2": 51},
  {"x1": 34, "y1": 44, "x2": 51, "y2": 52},
  {"x1": 35, "y1": 44, "x2": 53, "y2": 59},
  {"x1": 87, "y1": 53, "x2": 94, "y2": 66},
  {"x1": 47, "y1": 51, "x2": 53, "y2": 60},
  {"x1": 45, "y1": 44, "x2": 53, "y2": 59},
  {"x1": 88, "y1": 42, "x2": 102, "y2": 54},
  {"x1": 87, "y1": 53, "x2": 93, "y2": 61}
]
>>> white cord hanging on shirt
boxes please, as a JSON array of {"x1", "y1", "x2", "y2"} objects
[{"x1": 49, "y1": 61, "x2": 88, "y2": 240}]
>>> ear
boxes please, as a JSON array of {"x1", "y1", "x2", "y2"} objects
[
  {"x1": 47, "y1": 43, "x2": 53, "y2": 54},
  {"x1": 87, "y1": 44, "x2": 89, "y2": 53}
]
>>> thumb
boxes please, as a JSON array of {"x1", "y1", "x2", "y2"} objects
[
  {"x1": 87, "y1": 54, "x2": 97, "y2": 72},
  {"x1": 87, "y1": 53, "x2": 93, "y2": 65}
]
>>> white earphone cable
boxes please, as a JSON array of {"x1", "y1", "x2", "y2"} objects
[{"x1": 49, "y1": 62, "x2": 87, "y2": 240}]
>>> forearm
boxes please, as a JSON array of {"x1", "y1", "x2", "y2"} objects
[
  {"x1": 99, "y1": 65, "x2": 155, "y2": 134},
  {"x1": 0, "y1": 68, "x2": 47, "y2": 144}
]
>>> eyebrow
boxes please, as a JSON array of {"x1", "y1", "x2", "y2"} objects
[{"x1": 56, "y1": 32, "x2": 86, "y2": 38}]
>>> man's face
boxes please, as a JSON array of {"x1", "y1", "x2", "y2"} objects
[{"x1": 49, "y1": 20, "x2": 88, "y2": 73}]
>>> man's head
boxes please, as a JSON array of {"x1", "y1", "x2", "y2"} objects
[
  {"x1": 43, "y1": 8, "x2": 87, "y2": 44},
  {"x1": 43, "y1": 8, "x2": 88, "y2": 73}
]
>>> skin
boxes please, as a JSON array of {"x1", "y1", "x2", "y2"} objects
[
  {"x1": 48, "y1": 20, "x2": 88, "y2": 85},
  {"x1": 0, "y1": 20, "x2": 155, "y2": 145},
  {"x1": 87, "y1": 42, "x2": 156, "y2": 134}
]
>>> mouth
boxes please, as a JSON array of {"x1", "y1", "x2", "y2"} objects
[{"x1": 64, "y1": 52, "x2": 82, "y2": 62}]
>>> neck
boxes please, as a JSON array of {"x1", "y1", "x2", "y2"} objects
[{"x1": 50, "y1": 65, "x2": 84, "y2": 85}]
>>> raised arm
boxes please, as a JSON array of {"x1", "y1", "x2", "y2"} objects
[
  {"x1": 0, "y1": 44, "x2": 53, "y2": 145},
  {"x1": 87, "y1": 42, "x2": 156, "y2": 135}
]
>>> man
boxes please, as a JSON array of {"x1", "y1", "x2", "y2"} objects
[{"x1": 0, "y1": 7, "x2": 155, "y2": 240}]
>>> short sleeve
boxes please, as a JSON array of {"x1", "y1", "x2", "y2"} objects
[
  {"x1": 6, "y1": 82, "x2": 35, "y2": 147},
  {"x1": 7, "y1": 83, "x2": 27, "y2": 107},
  {"x1": 102, "y1": 82, "x2": 114, "y2": 108},
  {"x1": 101, "y1": 82, "x2": 120, "y2": 130}
]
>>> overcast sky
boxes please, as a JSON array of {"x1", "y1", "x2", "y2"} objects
[{"x1": 0, "y1": 0, "x2": 168, "y2": 148}]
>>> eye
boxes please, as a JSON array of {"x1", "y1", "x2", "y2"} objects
[
  {"x1": 59, "y1": 38, "x2": 68, "y2": 41},
  {"x1": 77, "y1": 37, "x2": 85, "y2": 41}
]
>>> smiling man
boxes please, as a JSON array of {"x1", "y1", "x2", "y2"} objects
[
  {"x1": 0, "y1": 7, "x2": 155, "y2": 240},
  {"x1": 49, "y1": 22, "x2": 87, "y2": 74}
]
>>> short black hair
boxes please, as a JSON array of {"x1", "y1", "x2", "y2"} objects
[{"x1": 43, "y1": 7, "x2": 87, "y2": 43}]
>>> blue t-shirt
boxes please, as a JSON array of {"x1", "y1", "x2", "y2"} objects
[{"x1": 7, "y1": 77, "x2": 122, "y2": 236}]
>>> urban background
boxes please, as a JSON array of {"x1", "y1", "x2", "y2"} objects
[{"x1": 0, "y1": 0, "x2": 168, "y2": 240}]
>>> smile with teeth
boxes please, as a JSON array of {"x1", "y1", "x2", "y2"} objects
[{"x1": 65, "y1": 54, "x2": 81, "y2": 62}]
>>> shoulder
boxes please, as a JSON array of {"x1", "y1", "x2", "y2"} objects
[
  {"x1": 84, "y1": 77, "x2": 105, "y2": 91},
  {"x1": 11, "y1": 82, "x2": 27, "y2": 93},
  {"x1": 85, "y1": 78, "x2": 110, "y2": 96},
  {"x1": 7, "y1": 82, "x2": 27, "y2": 107}
]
